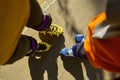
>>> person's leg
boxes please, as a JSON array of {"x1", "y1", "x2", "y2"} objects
[
  {"x1": 5, "y1": 35, "x2": 37, "y2": 64},
  {"x1": 60, "y1": 34, "x2": 87, "y2": 58},
  {"x1": 5, "y1": 35, "x2": 52, "y2": 64},
  {"x1": 75, "y1": 34, "x2": 86, "y2": 43},
  {"x1": 27, "y1": 0, "x2": 52, "y2": 31},
  {"x1": 26, "y1": 0, "x2": 62, "y2": 36},
  {"x1": 60, "y1": 42, "x2": 86, "y2": 58}
]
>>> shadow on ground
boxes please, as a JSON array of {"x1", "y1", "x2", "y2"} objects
[
  {"x1": 60, "y1": 55, "x2": 104, "y2": 80},
  {"x1": 57, "y1": 0, "x2": 106, "y2": 34},
  {"x1": 28, "y1": 33, "x2": 65, "y2": 80},
  {"x1": 57, "y1": 0, "x2": 81, "y2": 35},
  {"x1": 57, "y1": 0, "x2": 105, "y2": 80},
  {"x1": 28, "y1": 0, "x2": 107, "y2": 80},
  {"x1": 88, "y1": 0, "x2": 107, "y2": 12}
]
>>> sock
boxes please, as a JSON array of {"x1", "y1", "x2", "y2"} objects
[
  {"x1": 76, "y1": 42, "x2": 86, "y2": 58},
  {"x1": 26, "y1": 36, "x2": 37, "y2": 56},
  {"x1": 33, "y1": 13, "x2": 52, "y2": 31},
  {"x1": 72, "y1": 44, "x2": 78, "y2": 57}
]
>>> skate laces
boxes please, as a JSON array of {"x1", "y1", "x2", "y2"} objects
[
  {"x1": 36, "y1": 41, "x2": 51, "y2": 52},
  {"x1": 39, "y1": 24, "x2": 63, "y2": 36}
]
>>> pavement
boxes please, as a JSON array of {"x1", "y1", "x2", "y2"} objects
[{"x1": 0, "y1": 0, "x2": 119, "y2": 80}]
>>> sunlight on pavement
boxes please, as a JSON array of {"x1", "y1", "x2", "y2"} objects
[{"x1": 38, "y1": 0, "x2": 44, "y2": 4}]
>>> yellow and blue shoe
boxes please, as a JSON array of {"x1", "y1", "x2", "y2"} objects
[{"x1": 39, "y1": 24, "x2": 63, "y2": 37}]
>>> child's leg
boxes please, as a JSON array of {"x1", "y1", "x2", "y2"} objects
[
  {"x1": 60, "y1": 34, "x2": 86, "y2": 58},
  {"x1": 60, "y1": 42, "x2": 86, "y2": 58},
  {"x1": 75, "y1": 42, "x2": 86, "y2": 58},
  {"x1": 26, "y1": 0, "x2": 52, "y2": 31},
  {"x1": 5, "y1": 35, "x2": 37, "y2": 64},
  {"x1": 5, "y1": 34, "x2": 52, "y2": 64},
  {"x1": 26, "y1": 0, "x2": 62, "y2": 36}
]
